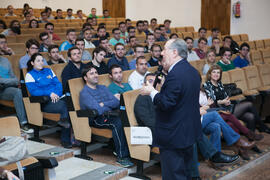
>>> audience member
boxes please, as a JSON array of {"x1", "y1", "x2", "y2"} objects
[
  {"x1": 126, "y1": 26, "x2": 136, "y2": 43},
  {"x1": 5, "y1": 5, "x2": 17, "y2": 17},
  {"x1": 45, "y1": 22, "x2": 61, "y2": 41},
  {"x1": 143, "y1": 20, "x2": 150, "y2": 35},
  {"x1": 125, "y1": 19, "x2": 132, "y2": 28},
  {"x1": 29, "y1": 19, "x2": 39, "y2": 28},
  {"x1": 129, "y1": 45, "x2": 149, "y2": 69},
  {"x1": 194, "y1": 37, "x2": 207, "y2": 59},
  {"x1": 76, "y1": 10, "x2": 85, "y2": 20},
  {"x1": 0, "y1": 20, "x2": 7, "y2": 30},
  {"x1": 39, "y1": 32, "x2": 54, "y2": 52},
  {"x1": 25, "y1": 53, "x2": 71, "y2": 148},
  {"x1": 184, "y1": 37, "x2": 200, "y2": 61},
  {"x1": 19, "y1": 39, "x2": 48, "y2": 69},
  {"x1": 216, "y1": 47, "x2": 235, "y2": 72},
  {"x1": 55, "y1": 9, "x2": 64, "y2": 19},
  {"x1": 83, "y1": 28, "x2": 95, "y2": 48},
  {"x1": 136, "y1": 20, "x2": 146, "y2": 36},
  {"x1": 21, "y1": 11, "x2": 31, "y2": 24},
  {"x1": 108, "y1": 64, "x2": 132, "y2": 97},
  {"x1": 128, "y1": 56, "x2": 149, "y2": 89},
  {"x1": 45, "y1": 6, "x2": 54, "y2": 19},
  {"x1": 126, "y1": 36, "x2": 137, "y2": 56},
  {"x1": 107, "y1": 43, "x2": 129, "y2": 70},
  {"x1": 0, "y1": 56, "x2": 33, "y2": 133},
  {"x1": 99, "y1": 37, "x2": 114, "y2": 58},
  {"x1": 119, "y1": 22, "x2": 128, "y2": 39},
  {"x1": 144, "y1": 33, "x2": 156, "y2": 53},
  {"x1": 47, "y1": 45, "x2": 66, "y2": 65},
  {"x1": 233, "y1": 42, "x2": 251, "y2": 68},
  {"x1": 28, "y1": 7, "x2": 36, "y2": 20},
  {"x1": 193, "y1": 27, "x2": 207, "y2": 48},
  {"x1": 1, "y1": 20, "x2": 21, "y2": 36},
  {"x1": 75, "y1": 38, "x2": 92, "y2": 61},
  {"x1": 169, "y1": 33, "x2": 179, "y2": 39},
  {"x1": 61, "y1": 47, "x2": 86, "y2": 92},
  {"x1": 149, "y1": 18, "x2": 157, "y2": 33},
  {"x1": 79, "y1": 65, "x2": 134, "y2": 167},
  {"x1": 159, "y1": 25, "x2": 169, "y2": 40},
  {"x1": 220, "y1": 36, "x2": 239, "y2": 54},
  {"x1": 39, "y1": 11, "x2": 49, "y2": 23},
  {"x1": 148, "y1": 44, "x2": 162, "y2": 67},
  {"x1": 154, "y1": 27, "x2": 166, "y2": 42},
  {"x1": 88, "y1": 8, "x2": 97, "y2": 18},
  {"x1": 164, "y1": 19, "x2": 172, "y2": 34},
  {"x1": 109, "y1": 28, "x2": 125, "y2": 46},
  {"x1": 202, "y1": 49, "x2": 216, "y2": 75},
  {"x1": 102, "y1": 9, "x2": 111, "y2": 18},
  {"x1": 210, "y1": 37, "x2": 221, "y2": 56},
  {"x1": 208, "y1": 28, "x2": 220, "y2": 46},
  {"x1": 59, "y1": 29, "x2": 76, "y2": 51},
  {"x1": 66, "y1": 8, "x2": 75, "y2": 20},
  {"x1": 88, "y1": 47, "x2": 108, "y2": 74},
  {"x1": 0, "y1": 34, "x2": 15, "y2": 55}
]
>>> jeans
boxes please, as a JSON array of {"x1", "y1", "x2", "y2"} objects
[
  {"x1": 0, "y1": 87, "x2": 27, "y2": 125},
  {"x1": 89, "y1": 116, "x2": 129, "y2": 158},
  {"x1": 190, "y1": 134, "x2": 218, "y2": 177},
  {"x1": 202, "y1": 111, "x2": 240, "y2": 151},
  {"x1": 41, "y1": 100, "x2": 71, "y2": 144}
]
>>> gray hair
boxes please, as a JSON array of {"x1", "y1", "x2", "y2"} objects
[{"x1": 168, "y1": 39, "x2": 188, "y2": 59}]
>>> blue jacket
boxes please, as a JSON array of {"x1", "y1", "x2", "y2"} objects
[
  {"x1": 25, "y1": 68, "x2": 62, "y2": 97},
  {"x1": 80, "y1": 84, "x2": 119, "y2": 115},
  {"x1": 153, "y1": 59, "x2": 202, "y2": 149}
]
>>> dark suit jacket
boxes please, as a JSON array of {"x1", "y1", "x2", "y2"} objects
[{"x1": 153, "y1": 59, "x2": 202, "y2": 149}]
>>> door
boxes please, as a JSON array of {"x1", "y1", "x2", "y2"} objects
[
  {"x1": 103, "y1": 0, "x2": 125, "y2": 18},
  {"x1": 201, "y1": 0, "x2": 231, "y2": 35}
]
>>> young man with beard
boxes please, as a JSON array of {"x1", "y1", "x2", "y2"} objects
[
  {"x1": 184, "y1": 37, "x2": 200, "y2": 61},
  {"x1": 108, "y1": 64, "x2": 132, "y2": 99},
  {"x1": 47, "y1": 45, "x2": 66, "y2": 65},
  {"x1": 129, "y1": 45, "x2": 150, "y2": 70},
  {"x1": 0, "y1": 34, "x2": 15, "y2": 55},
  {"x1": 39, "y1": 32, "x2": 54, "y2": 52},
  {"x1": 45, "y1": 22, "x2": 61, "y2": 41},
  {"x1": 148, "y1": 44, "x2": 162, "y2": 66},
  {"x1": 99, "y1": 37, "x2": 114, "y2": 58},
  {"x1": 107, "y1": 43, "x2": 129, "y2": 70},
  {"x1": 59, "y1": 29, "x2": 77, "y2": 51},
  {"x1": 75, "y1": 38, "x2": 92, "y2": 61},
  {"x1": 83, "y1": 28, "x2": 95, "y2": 49}
]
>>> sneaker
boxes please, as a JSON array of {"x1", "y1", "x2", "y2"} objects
[
  {"x1": 20, "y1": 125, "x2": 34, "y2": 134},
  {"x1": 116, "y1": 157, "x2": 134, "y2": 168},
  {"x1": 58, "y1": 120, "x2": 70, "y2": 129}
]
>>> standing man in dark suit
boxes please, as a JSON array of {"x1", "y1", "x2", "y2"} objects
[{"x1": 141, "y1": 39, "x2": 202, "y2": 179}]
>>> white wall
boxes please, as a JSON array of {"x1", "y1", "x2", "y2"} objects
[
  {"x1": 0, "y1": 0, "x2": 102, "y2": 16},
  {"x1": 126, "y1": 0, "x2": 201, "y2": 31},
  {"x1": 231, "y1": 0, "x2": 270, "y2": 40}
]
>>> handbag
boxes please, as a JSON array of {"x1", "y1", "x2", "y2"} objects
[
  {"x1": 223, "y1": 83, "x2": 242, "y2": 97},
  {"x1": 0, "y1": 136, "x2": 29, "y2": 166}
]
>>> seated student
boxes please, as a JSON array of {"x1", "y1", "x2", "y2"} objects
[
  {"x1": 194, "y1": 37, "x2": 208, "y2": 59},
  {"x1": 79, "y1": 65, "x2": 134, "y2": 167},
  {"x1": 29, "y1": 19, "x2": 39, "y2": 28},
  {"x1": 87, "y1": 47, "x2": 108, "y2": 74},
  {"x1": 5, "y1": 5, "x2": 17, "y2": 17},
  {"x1": 126, "y1": 26, "x2": 136, "y2": 44},
  {"x1": 21, "y1": 11, "x2": 31, "y2": 24},
  {"x1": 109, "y1": 28, "x2": 125, "y2": 46},
  {"x1": 143, "y1": 20, "x2": 150, "y2": 35},
  {"x1": 126, "y1": 36, "x2": 137, "y2": 56},
  {"x1": 169, "y1": 33, "x2": 179, "y2": 39},
  {"x1": 61, "y1": 47, "x2": 87, "y2": 93},
  {"x1": 99, "y1": 37, "x2": 114, "y2": 58},
  {"x1": 202, "y1": 49, "x2": 216, "y2": 75},
  {"x1": 19, "y1": 39, "x2": 48, "y2": 69},
  {"x1": 83, "y1": 28, "x2": 96, "y2": 49},
  {"x1": 25, "y1": 53, "x2": 71, "y2": 148},
  {"x1": 148, "y1": 44, "x2": 162, "y2": 67},
  {"x1": 65, "y1": 8, "x2": 75, "y2": 20},
  {"x1": 159, "y1": 25, "x2": 169, "y2": 40},
  {"x1": 39, "y1": 11, "x2": 49, "y2": 23},
  {"x1": 149, "y1": 18, "x2": 157, "y2": 33},
  {"x1": 47, "y1": 45, "x2": 66, "y2": 65},
  {"x1": 45, "y1": 22, "x2": 61, "y2": 41},
  {"x1": 1, "y1": 20, "x2": 21, "y2": 36},
  {"x1": 233, "y1": 42, "x2": 251, "y2": 68},
  {"x1": 102, "y1": 9, "x2": 111, "y2": 18},
  {"x1": 119, "y1": 21, "x2": 128, "y2": 39},
  {"x1": 75, "y1": 38, "x2": 92, "y2": 61},
  {"x1": 129, "y1": 45, "x2": 150, "y2": 70},
  {"x1": 184, "y1": 37, "x2": 200, "y2": 62},
  {"x1": 136, "y1": 20, "x2": 146, "y2": 36},
  {"x1": 128, "y1": 56, "x2": 149, "y2": 89},
  {"x1": 39, "y1": 32, "x2": 54, "y2": 52},
  {"x1": 0, "y1": 167, "x2": 19, "y2": 180},
  {"x1": 193, "y1": 27, "x2": 207, "y2": 48},
  {"x1": 59, "y1": 29, "x2": 77, "y2": 51},
  {"x1": 107, "y1": 43, "x2": 130, "y2": 70},
  {"x1": 76, "y1": 9, "x2": 86, "y2": 20},
  {"x1": 207, "y1": 28, "x2": 220, "y2": 46},
  {"x1": 55, "y1": 9, "x2": 64, "y2": 19},
  {"x1": 164, "y1": 19, "x2": 172, "y2": 34},
  {"x1": 92, "y1": 26, "x2": 110, "y2": 45},
  {"x1": 45, "y1": 6, "x2": 54, "y2": 19},
  {"x1": 217, "y1": 47, "x2": 235, "y2": 72},
  {"x1": 0, "y1": 34, "x2": 15, "y2": 55},
  {"x1": 144, "y1": 33, "x2": 156, "y2": 53},
  {"x1": 108, "y1": 64, "x2": 133, "y2": 98},
  {"x1": 0, "y1": 56, "x2": 33, "y2": 133},
  {"x1": 220, "y1": 36, "x2": 239, "y2": 54},
  {"x1": 88, "y1": 8, "x2": 98, "y2": 18},
  {"x1": 0, "y1": 20, "x2": 7, "y2": 30},
  {"x1": 154, "y1": 27, "x2": 166, "y2": 42},
  {"x1": 210, "y1": 37, "x2": 222, "y2": 56}
]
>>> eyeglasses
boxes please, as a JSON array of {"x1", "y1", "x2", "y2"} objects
[
  {"x1": 42, "y1": 36, "x2": 49, "y2": 41},
  {"x1": 30, "y1": 47, "x2": 39, "y2": 50},
  {"x1": 0, "y1": 41, "x2": 7, "y2": 45}
]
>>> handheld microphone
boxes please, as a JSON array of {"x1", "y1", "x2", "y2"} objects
[
  {"x1": 153, "y1": 65, "x2": 164, "y2": 88},
  {"x1": 59, "y1": 92, "x2": 70, "y2": 100}
]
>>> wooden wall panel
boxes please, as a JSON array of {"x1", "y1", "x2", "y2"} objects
[
  {"x1": 103, "y1": 0, "x2": 125, "y2": 18},
  {"x1": 201, "y1": 0, "x2": 231, "y2": 35}
]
